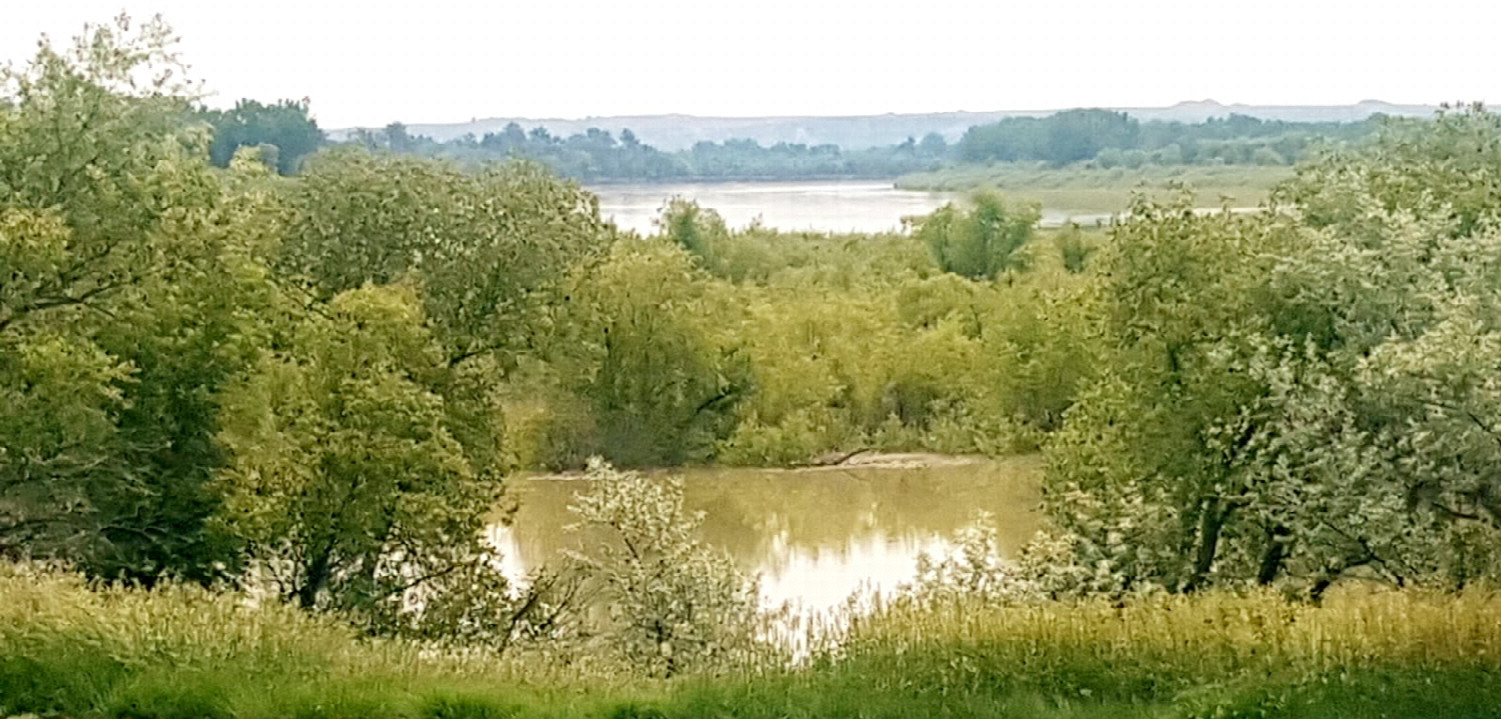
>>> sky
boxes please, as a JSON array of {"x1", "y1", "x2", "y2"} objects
[{"x1": 3, "y1": 1, "x2": 1497, "y2": 129}]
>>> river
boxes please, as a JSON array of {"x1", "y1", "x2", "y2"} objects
[
  {"x1": 488, "y1": 455, "x2": 1042, "y2": 613},
  {"x1": 588, "y1": 180, "x2": 1112, "y2": 235}
]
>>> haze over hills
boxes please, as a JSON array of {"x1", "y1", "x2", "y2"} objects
[{"x1": 336, "y1": 100, "x2": 1439, "y2": 150}]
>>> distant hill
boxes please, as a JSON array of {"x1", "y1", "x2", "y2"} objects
[{"x1": 333, "y1": 101, "x2": 1438, "y2": 151}]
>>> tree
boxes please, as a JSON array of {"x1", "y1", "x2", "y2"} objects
[
  {"x1": 279, "y1": 149, "x2": 614, "y2": 367},
  {"x1": 1044, "y1": 109, "x2": 1140, "y2": 166},
  {"x1": 213, "y1": 285, "x2": 503, "y2": 617},
  {"x1": 1042, "y1": 109, "x2": 1501, "y2": 597},
  {"x1": 657, "y1": 197, "x2": 728, "y2": 270},
  {"x1": 563, "y1": 241, "x2": 750, "y2": 466},
  {"x1": 0, "y1": 15, "x2": 276, "y2": 581},
  {"x1": 918, "y1": 131, "x2": 949, "y2": 157},
  {"x1": 912, "y1": 192, "x2": 1040, "y2": 280},
  {"x1": 206, "y1": 98, "x2": 324, "y2": 175}
]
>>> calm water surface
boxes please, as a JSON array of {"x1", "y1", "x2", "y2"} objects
[
  {"x1": 589, "y1": 180, "x2": 1116, "y2": 234},
  {"x1": 488, "y1": 457, "x2": 1042, "y2": 613}
]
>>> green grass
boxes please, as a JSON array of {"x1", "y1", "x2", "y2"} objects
[
  {"x1": 897, "y1": 163, "x2": 1294, "y2": 214},
  {"x1": 5, "y1": 564, "x2": 1500, "y2": 719}
]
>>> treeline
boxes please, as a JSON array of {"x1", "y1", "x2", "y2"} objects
[
  {"x1": 201, "y1": 101, "x2": 1382, "y2": 182},
  {"x1": 956, "y1": 108, "x2": 1381, "y2": 167},
  {"x1": 349, "y1": 121, "x2": 951, "y2": 180}
]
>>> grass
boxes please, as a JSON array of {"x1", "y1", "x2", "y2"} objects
[
  {"x1": 4, "y1": 564, "x2": 1499, "y2": 719},
  {"x1": 897, "y1": 163, "x2": 1294, "y2": 215}
]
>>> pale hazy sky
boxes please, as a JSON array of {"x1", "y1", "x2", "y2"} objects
[{"x1": 3, "y1": 1, "x2": 1496, "y2": 128}]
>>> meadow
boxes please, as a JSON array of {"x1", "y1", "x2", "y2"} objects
[{"x1": 896, "y1": 163, "x2": 1293, "y2": 214}]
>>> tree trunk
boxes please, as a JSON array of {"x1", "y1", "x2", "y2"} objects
[
  {"x1": 1183, "y1": 499, "x2": 1232, "y2": 593},
  {"x1": 297, "y1": 547, "x2": 332, "y2": 609},
  {"x1": 1257, "y1": 525, "x2": 1291, "y2": 586}
]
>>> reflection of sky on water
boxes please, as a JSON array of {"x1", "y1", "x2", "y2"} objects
[
  {"x1": 754, "y1": 529, "x2": 955, "y2": 613},
  {"x1": 486, "y1": 458, "x2": 1041, "y2": 614},
  {"x1": 589, "y1": 180, "x2": 1119, "y2": 235},
  {"x1": 590, "y1": 180, "x2": 958, "y2": 235}
]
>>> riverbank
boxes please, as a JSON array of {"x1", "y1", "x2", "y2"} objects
[
  {"x1": 896, "y1": 163, "x2": 1293, "y2": 214},
  {"x1": 6, "y1": 565, "x2": 1499, "y2": 719}
]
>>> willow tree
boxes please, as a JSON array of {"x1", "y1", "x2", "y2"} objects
[{"x1": 913, "y1": 192, "x2": 1040, "y2": 280}]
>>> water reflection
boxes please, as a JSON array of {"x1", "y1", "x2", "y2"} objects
[
  {"x1": 589, "y1": 180, "x2": 1117, "y2": 235},
  {"x1": 589, "y1": 180, "x2": 958, "y2": 235},
  {"x1": 488, "y1": 456, "x2": 1042, "y2": 612}
]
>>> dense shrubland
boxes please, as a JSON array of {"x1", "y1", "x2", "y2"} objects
[{"x1": 5, "y1": 16, "x2": 1501, "y2": 718}]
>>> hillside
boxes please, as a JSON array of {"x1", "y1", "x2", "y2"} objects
[{"x1": 335, "y1": 100, "x2": 1437, "y2": 150}]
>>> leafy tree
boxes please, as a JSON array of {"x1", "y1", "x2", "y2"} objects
[
  {"x1": 1042, "y1": 109, "x2": 1501, "y2": 597},
  {"x1": 206, "y1": 98, "x2": 323, "y2": 175},
  {"x1": 213, "y1": 285, "x2": 503, "y2": 618},
  {"x1": 1045, "y1": 109, "x2": 1140, "y2": 166},
  {"x1": 657, "y1": 198, "x2": 728, "y2": 270},
  {"x1": 563, "y1": 241, "x2": 750, "y2": 466},
  {"x1": 913, "y1": 192, "x2": 1040, "y2": 280},
  {"x1": 0, "y1": 15, "x2": 275, "y2": 581},
  {"x1": 279, "y1": 149, "x2": 614, "y2": 366}
]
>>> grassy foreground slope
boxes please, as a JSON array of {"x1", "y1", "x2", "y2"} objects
[{"x1": 5, "y1": 566, "x2": 1498, "y2": 719}]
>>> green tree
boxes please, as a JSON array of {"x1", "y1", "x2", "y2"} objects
[
  {"x1": 279, "y1": 149, "x2": 614, "y2": 367},
  {"x1": 567, "y1": 460, "x2": 763, "y2": 676},
  {"x1": 213, "y1": 285, "x2": 503, "y2": 617},
  {"x1": 657, "y1": 197, "x2": 729, "y2": 270},
  {"x1": 1042, "y1": 110, "x2": 1501, "y2": 597},
  {"x1": 206, "y1": 98, "x2": 323, "y2": 175},
  {"x1": 563, "y1": 241, "x2": 750, "y2": 466},
  {"x1": 913, "y1": 192, "x2": 1040, "y2": 280},
  {"x1": 0, "y1": 15, "x2": 276, "y2": 581}
]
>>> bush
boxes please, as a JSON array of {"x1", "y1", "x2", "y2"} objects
[
  {"x1": 912, "y1": 192, "x2": 1041, "y2": 280},
  {"x1": 566, "y1": 460, "x2": 771, "y2": 677}
]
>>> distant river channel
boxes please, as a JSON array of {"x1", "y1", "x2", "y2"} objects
[
  {"x1": 487, "y1": 456, "x2": 1042, "y2": 615},
  {"x1": 588, "y1": 180, "x2": 954, "y2": 235},
  {"x1": 588, "y1": 180, "x2": 1115, "y2": 235}
]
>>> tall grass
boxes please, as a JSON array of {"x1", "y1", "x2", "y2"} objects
[
  {"x1": 6, "y1": 563, "x2": 1500, "y2": 718},
  {"x1": 0, "y1": 564, "x2": 652, "y2": 719}
]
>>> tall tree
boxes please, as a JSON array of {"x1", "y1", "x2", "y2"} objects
[
  {"x1": 0, "y1": 15, "x2": 279, "y2": 580},
  {"x1": 207, "y1": 98, "x2": 323, "y2": 175}
]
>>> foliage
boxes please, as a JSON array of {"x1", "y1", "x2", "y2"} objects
[
  {"x1": 359, "y1": 123, "x2": 946, "y2": 182},
  {"x1": 279, "y1": 148, "x2": 614, "y2": 365},
  {"x1": 0, "y1": 15, "x2": 277, "y2": 582},
  {"x1": 912, "y1": 192, "x2": 1040, "y2": 280},
  {"x1": 566, "y1": 461, "x2": 767, "y2": 677},
  {"x1": 559, "y1": 242, "x2": 750, "y2": 466},
  {"x1": 204, "y1": 98, "x2": 324, "y2": 175},
  {"x1": 1041, "y1": 108, "x2": 1501, "y2": 597},
  {"x1": 958, "y1": 109, "x2": 1378, "y2": 168},
  {"x1": 656, "y1": 198, "x2": 728, "y2": 269},
  {"x1": 213, "y1": 285, "x2": 503, "y2": 622}
]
